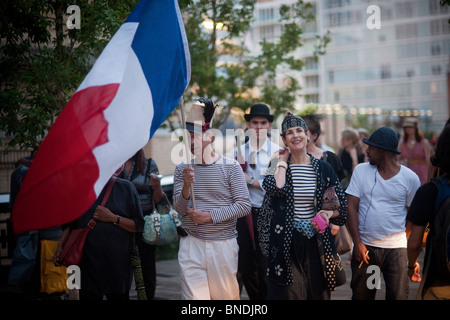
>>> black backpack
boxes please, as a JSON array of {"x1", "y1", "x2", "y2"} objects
[{"x1": 430, "y1": 176, "x2": 450, "y2": 277}]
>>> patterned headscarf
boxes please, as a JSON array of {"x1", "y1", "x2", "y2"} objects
[{"x1": 281, "y1": 113, "x2": 308, "y2": 136}]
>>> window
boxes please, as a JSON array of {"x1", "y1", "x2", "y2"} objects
[
  {"x1": 381, "y1": 64, "x2": 391, "y2": 79},
  {"x1": 304, "y1": 75, "x2": 319, "y2": 88},
  {"x1": 258, "y1": 8, "x2": 274, "y2": 23},
  {"x1": 431, "y1": 41, "x2": 441, "y2": 55},
  {"x1": 328, "y1": 71, "x2": 334, "y2": 84},
  {"x1": 260, "y1": 25, "x2": 275, "y2": 40},
  {"x1": 304, "y1": 57, "x2": 318, "y2": 71},
  {"x1": 305, "y1": 94, "x2": 319, "y2": 103},
  {"x1": 396, "y1": 24, "x2": 418, "y2": 39},
  {"x1": 431, "y1": 65, "x2": 441, "y2": 75},
  {"x1": 430, "y1": 20, "x2": 441, "y2": 35},
  {"x1": 395, "y1": 2, "x2": 413, "y2": 18},
  {"x1": 334, "y1": 91, "x2": 340, "y2": 103}
]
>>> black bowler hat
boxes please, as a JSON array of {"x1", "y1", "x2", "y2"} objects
[
  {"x1": 244, "y1": 103, "x2": 274, "y2": 122},
  {"x1": 362, "y1": 127, "x2": 401, "y2": 154}
]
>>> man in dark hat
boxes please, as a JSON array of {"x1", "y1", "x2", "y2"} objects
[
  {"x1": 345, "y1": 127, "x2": 421, "y2": 300},
  {"x1": 235, "y1": 103, "x2": 279, "y2": 300}
]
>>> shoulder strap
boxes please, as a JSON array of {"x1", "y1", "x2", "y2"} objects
[
  {"x1": 100, "y1": 176, "x2": 117, "y2": 206},
  {"x1": 86, "y1": 176, "x2": 116, "y2": 227},
  {"x1": 432, "y1": 176, "x2": 450, "y2": 214}
]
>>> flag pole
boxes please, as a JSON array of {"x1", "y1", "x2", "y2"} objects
[{"x1": 179, "y1": 97, "x2": 196, "y2": 209}]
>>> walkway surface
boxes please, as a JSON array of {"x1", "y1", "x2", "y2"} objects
[{"x1": 131, "y1": 251, "x2": 423, "y2": 300}]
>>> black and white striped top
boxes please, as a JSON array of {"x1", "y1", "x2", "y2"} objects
[
  {"x1": 173, "y1": 155, "x2": 251, "y2": 241},
  {"x1": 290, "y1": 164, "x2": 316, "y2": 222}
]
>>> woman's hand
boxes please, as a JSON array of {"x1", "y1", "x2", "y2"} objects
[
  {"x1": 278, "y1": 147, "x2": 290, "y2": 162},
  {"x1": 93, "y1": 205, "x2": 116, "y2": 223},
  {"x1": 150, "y1": 172, "x2": 164, "y2": 203}
]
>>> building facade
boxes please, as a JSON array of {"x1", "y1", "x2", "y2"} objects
[{"x1": 247, "y1": 0, "x2": 450, "y2": 134}]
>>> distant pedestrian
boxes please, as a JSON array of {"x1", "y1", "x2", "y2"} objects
[
  {"x1": 54, "y1": 174, "x2": 144, "y2": 300},
  {"x1": 173, "y1": 98, "x2": 251, "y2": 300},
  {"x1": 346, "y1": 127, "x2": 421, "y2": 300},
  {"x1": 357, "y1": 128, "x2": 370, "y2": 163},
  {"x1": 120, "y1": 148, "x2": 165, "y2": 300},
  {"x1": 406, "y1": 119, "x2": 450, "y2": 299},
  {"x1": 339, "y1": 128, "x2": 364, "y2": 189},
  {"x1": 398, "y1": 117, "x2": 432, "y2": 185},
  {"x1": 258, "y1": 113, "x2": 347, "y2": 300}
]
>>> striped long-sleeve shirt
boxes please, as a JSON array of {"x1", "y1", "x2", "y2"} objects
[{"x1": 173, "y1": 155, "x2": 251, "y2": 241}]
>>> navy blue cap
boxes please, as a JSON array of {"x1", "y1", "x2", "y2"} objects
[{"x1": 362, "y1": 127, "x2": 401, "y2": 154}]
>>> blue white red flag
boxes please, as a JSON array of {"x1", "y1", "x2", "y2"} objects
[{"x1": 12, "y1": 0, "x2": 190, "y2": 233}]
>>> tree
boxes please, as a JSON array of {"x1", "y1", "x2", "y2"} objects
[
  {"x1": 1, "y1": 0, "x2": 329, "y2": 151},
  {"x1": 171, "y1": 0, "x2": 330, "y2": 129},
  {"x1": 0, "y1": 0, "x2": 138, "y2": 152}
]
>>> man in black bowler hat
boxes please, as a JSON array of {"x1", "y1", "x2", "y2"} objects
[
  {"x1": 235, "y1": 103, "x2": 280, "y2": 300},
  {"x1": 345, "y1": 127, "x2": 421, "y2": 300}
]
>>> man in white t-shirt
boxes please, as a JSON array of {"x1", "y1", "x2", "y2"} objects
[{"x1": 346, "y1": 127, "x2": 420, "y2": 300}]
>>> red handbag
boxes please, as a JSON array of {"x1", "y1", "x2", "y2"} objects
[{"x1": 57, "y1": 177, "x2": 116, "y2": 267}]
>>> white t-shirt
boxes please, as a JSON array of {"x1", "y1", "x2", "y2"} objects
[{"x1": 345, "y1": 162, "x2": 420, "y2": 248}]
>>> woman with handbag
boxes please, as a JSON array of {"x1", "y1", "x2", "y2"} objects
[
  {"x1": 120, "y1": 149, "x2": 165, "y2": 300},
  {"x1": 303, "y1": 114, "x2": 353, "y2": 257},
  {"x1": 54, "y1": 175, "x2": 144, "y2": 300},
  {"x1": 258, "y1": 113, "x2": 347, "y2": 300}
]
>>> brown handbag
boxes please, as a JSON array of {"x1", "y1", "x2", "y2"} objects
[
  {"x1": 57, "y1": 176, "x2": 116, "y2": 267},
  {"x1": 322, "y1": 185, "x2": 340, "y2": 210}
]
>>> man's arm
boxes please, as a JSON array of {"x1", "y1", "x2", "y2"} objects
[
  {"x1": 347, "y1": 194, "x2": 369, "y2": 265},
  {"x1": 406, "y1": 221, "x2": 424, "y2": 282}
]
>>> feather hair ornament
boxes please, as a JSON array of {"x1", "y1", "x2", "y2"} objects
[{"x1": 198, "y1": 97, "x2": 217, "y2": 131}]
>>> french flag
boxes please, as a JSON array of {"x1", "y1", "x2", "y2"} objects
[{"x1": 12, "y1": 0, "x2": 191, "y2": 234}]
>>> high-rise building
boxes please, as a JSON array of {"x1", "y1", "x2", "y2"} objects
[{"x1": 247, "y1": 0, "x2": 450, "y2": 131}]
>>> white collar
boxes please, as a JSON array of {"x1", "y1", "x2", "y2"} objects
[{"x1": 247, "y1": 137, "x2": 270, "y2": 154}]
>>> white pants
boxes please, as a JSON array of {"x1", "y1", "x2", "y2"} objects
[{"x1": 178, "y1": 235, "x2": 240, "y2": 300}]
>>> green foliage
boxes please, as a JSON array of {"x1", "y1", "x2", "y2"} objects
[
  {"x1": 0, "y1": 0, "x2": 138, "y2": 151},
  {"x1": 296, "y1": 103, "x2": 318, "y2": 117},
  {"x1": 178, "y1": 0, "x2": 330, "y2": 127},
  {"x1": 1, "y1": 0, "x2": 330, "y2": 150}
]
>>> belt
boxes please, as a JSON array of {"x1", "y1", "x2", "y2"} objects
[{"x1": 251, "y1": 207, "x2": 260, "y2": 215}]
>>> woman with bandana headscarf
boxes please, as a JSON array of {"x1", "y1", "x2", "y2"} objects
[{"x1": 258, "y1": 113, "x2": 347, "y2": 300}]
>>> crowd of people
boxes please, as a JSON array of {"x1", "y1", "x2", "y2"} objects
[{"x1": 6, "y1": 99, "x2": 450, "y2": 301}]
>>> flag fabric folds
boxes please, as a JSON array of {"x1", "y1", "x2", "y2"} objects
[{"x1": 12, "y1": 0, "x2": 191, "y2": 234}]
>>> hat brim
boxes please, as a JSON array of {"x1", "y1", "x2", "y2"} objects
[
  {"x1": 244, "y1": 114, "x2": 274, "y2": 122},
  {"x1": 362, "y1": 138, "x2": 401, "y2": 154}
]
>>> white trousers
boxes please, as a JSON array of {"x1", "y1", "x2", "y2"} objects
[{"x1": 178, "y1": 235, "x2": 240, "y2": 300}]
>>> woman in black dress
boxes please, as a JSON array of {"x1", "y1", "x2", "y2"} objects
[{"x1": 56, "y1": 175, "x2": 145, "y2": 300}]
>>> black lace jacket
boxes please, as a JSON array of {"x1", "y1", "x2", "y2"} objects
[{"x1": 257, "y1": 154, "x2": 347, "y2": 290}]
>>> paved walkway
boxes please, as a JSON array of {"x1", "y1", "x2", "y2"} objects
[{"x1": 131, "y1": 251, "x2": 423, "y2": 300}]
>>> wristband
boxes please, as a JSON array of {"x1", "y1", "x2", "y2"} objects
[
  {"x1": 277, "y1": 161, "x2": 288, "y2": 169},
  {"x1": 114, "y1": 215, "x2": 120, "y2": 225},
  {"x1": 323, "y1": 210, "x2": 334, "y2": 219},
  {"x1": 407, "y1": 262, "x2": 417, "y2": 269}
]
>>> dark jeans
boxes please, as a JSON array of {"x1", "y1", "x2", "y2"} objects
[
  {"x1": 237, "y1": 208, "x2": 267, "y2": 300},
  {"x1": 267, "y1": 231, "x2": 330, "y2": 300},
  {"x1": 350, "y1": 245, "x2": 409, "y2": 300}
]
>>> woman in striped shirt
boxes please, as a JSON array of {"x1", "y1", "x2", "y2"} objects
[{"x1": 258, "y1": 113, "x2": 347, "y2": 300}]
